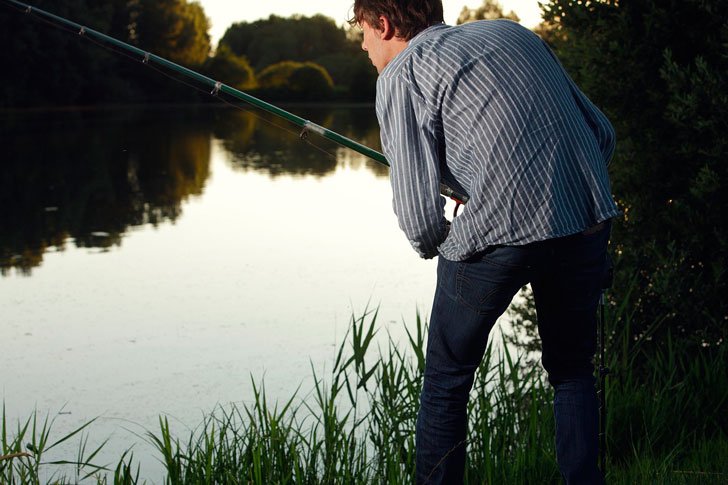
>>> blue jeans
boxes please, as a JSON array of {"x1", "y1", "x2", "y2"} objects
[{"x1": 416, "y1": 224, "x2": 609, "y2": 484}]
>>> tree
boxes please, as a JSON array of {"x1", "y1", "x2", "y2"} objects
[
  {"x1": 0, "y1": 0, "x2": 214, "y2": 106},
  {"x1": 256, "y1": 61, "x2": 334, "y2": 101},
  {"x1": 219, "y1": 14, "x2": 375, "y2": 100},
  {"x1": 133, "y1": 0, "x2": 211, "y2": 68},
  {"x1": 534, "y1": 0, "x2": 728, "y2": 356},
  {"x1": 220, "y1": 15, "x2": 346, "y2": 72},
  {"x1": 0, "y1": 0, "x2": 132, "y2": 106},
  {"x1": 456, "y1": 0, "x2": 520, "y2": 24},
  {"x1": 203, "y1": 44, "x2": 256, "y2": 91}
]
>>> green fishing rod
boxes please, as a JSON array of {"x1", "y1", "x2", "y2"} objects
[{"x1": 3, "y1": 0, "x2": 469, "y2": 204}]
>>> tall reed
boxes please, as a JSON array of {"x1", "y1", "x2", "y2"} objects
[
  {"x1": 0, "y1": 405, "x2": 108, "y2": 484},
  {"x1": 3, "y1": 306, "x2": 726, "y2": 484}
]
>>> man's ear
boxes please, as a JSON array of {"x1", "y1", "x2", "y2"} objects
[{"x1": 379, "y1": 15, "x2": 397, "y2": 40}]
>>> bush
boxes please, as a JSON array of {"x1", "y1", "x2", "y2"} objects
[
  {"x1": 203, "y1": 44, "x2": 256, "y2": 91},
  {"x1": 255, "y1": 61, "x2": 334, "y2": 101}
]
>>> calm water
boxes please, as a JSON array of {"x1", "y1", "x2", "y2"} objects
[{"x1": 0, "y1": 105, "x2": 511, "y2": 480}]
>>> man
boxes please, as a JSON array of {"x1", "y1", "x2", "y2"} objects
[{"x1": 351, "y1": 0, "x2": 618, "y2": 483}]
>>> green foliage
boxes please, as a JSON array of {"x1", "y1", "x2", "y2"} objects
[
  {"x1": 0, "y1": 0, "x2": 212, "y2": 106},
  {"x1": 0, "y1": 405, "x2": 110, "y2": 484},
  {"x1": 219, "y1": 15, "x2": 376, "y2": 100},
  {"x1": 1, "y1": 4, "x2": 375, "y2": 105},
  {"x1": 531, "y1": 0, "x2": 728, "y2": 365},
  {"x1": 0, "y1": 0, "x2": 126, "y2": 106},
  {"x1": 255, "y1": 61, "x2": 334, "y2": 101},
  {"x1": 221, "y1": 14, "x2": 350, "y2": 72},
  {"x1": 456, "y1": 0, "x2": 520, "y2": 24},
  {"x1": 312, "y1": 52, "x2": 378, "y2": 102},
  {"x1": 203, "y1": 44, "x2": 256, "y2": 90},
  {"x1": 4, "y1": 309, "x2": 726, "y2": 483},
  {"x1": 606, "y1": 331, "x2": 728, "y2": 467},
  {"x1": 132, "y1": 0, "x2": 211, "y2": 68}
]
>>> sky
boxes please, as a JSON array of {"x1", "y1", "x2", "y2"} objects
[{"x1": 198, "y1": 0, "x2": 544, "y2": 45}]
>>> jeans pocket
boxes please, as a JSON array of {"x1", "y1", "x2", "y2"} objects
[{"x1": 455, "y1": 256, "x2": 525, "y2": 316}]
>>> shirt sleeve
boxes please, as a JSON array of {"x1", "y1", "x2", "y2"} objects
[{"x1": 376, "y1": 74, "x2": 448, "y2": 259}]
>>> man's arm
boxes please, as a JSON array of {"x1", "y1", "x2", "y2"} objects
[{"x1": 376, "y1": 75, "x2": 448, "y2": 259}]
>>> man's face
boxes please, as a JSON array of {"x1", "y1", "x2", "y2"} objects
[{"x1": 360, "y1": 19, "x2": 386, "y2": 73}]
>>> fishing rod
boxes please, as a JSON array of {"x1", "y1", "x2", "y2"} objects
[{"x1": 3, "y1": 0, "x2": 469, "y2": 205}]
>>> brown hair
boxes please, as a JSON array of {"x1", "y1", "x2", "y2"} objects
[{"x1": 349, "y1": 0, "x2": 444, "y2": 41}]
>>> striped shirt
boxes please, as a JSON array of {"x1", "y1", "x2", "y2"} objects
[{"x1": 375, "y1": 20, "x2": 619, "y2": 260}]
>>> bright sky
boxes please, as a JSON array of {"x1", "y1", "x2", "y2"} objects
[{"x1": 199, "y1": 0, "x2": 544, "y2": 45}]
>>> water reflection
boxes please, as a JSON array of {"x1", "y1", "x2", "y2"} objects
[
  {"x1": 212, "y1": 105, "x2": 386, "y2": 177},
  {"x1": 1, "y1": 104, "x2": 385, "y2": 275},
  {"x1": 1, "y1": 107, "x2": 211, "y2": 275},
  {"x1": 213, "y1": 110, "x2": 337, "y2": 176}
]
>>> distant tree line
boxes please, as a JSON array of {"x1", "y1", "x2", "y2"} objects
[
  {"x1": 456, "y1": 0, "x2": 519, "y2": 23},
  {"x1": 0, "y1": 0, "x2": 211, "y2": 106},
  {"x1": 0, "y1": 0, "x2": 376, "y2": 107},
  {"x1": 216, "y1": 14, "x2": 377, "y2": 101},
  {"x1": 0, "y1": 0, "x2": 533, "y2": 107}
]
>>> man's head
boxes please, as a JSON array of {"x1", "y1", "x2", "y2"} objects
[
  {"x1": 350, "y1": 0, "x2": 444, "y2": 73},
  {"x1": 349, "y1": 0, "x2": 444, "y2": 41}
]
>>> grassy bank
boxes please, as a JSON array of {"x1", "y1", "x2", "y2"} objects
[{"x1": 2, "y1": 310, "x2": 726, "y2": 484}]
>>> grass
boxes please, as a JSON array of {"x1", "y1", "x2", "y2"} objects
[
  {"x1": 0, "y1": 406, "x2": 109, "y2": 484},
  {"x1": 2, "y1": 308, "x2": 727, "y2": 484}
]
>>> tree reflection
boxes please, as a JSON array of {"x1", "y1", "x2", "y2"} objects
[
  {"x1": 1, "y1": 104, "x2": 387, "y2": 275},
  {"x1": 212, "y1": 105, "x2": 388, "y2": 177},
  {"x1": 0, "y1": 107, "x2": 211, "y2": 275},
  {"x1": 213, "y1": 108, "x2": 337, "y2": 176},
  {"x1": 325, "y1": 107, "x2": 388, "y2": 177}
]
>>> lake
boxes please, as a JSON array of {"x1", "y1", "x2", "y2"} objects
[{"x1": 1, "y1": 104, "x2": 517, "y2": 480}]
